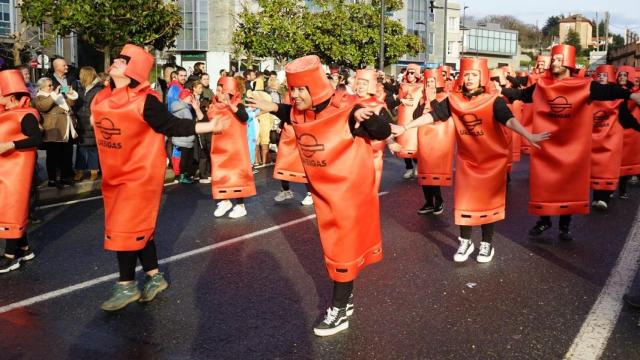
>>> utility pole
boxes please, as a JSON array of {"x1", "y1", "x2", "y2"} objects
[
  {"x1": 379, "y1": 0, "x2": 385, "y2": 71},
  {"x1": 604, "y1": 11, "x2": 609, "y2": 54},
  {"x1": 443, "y1": 0, "x2": 448, "y2": 66},
  {"x1": 595, "y1": 12, "x2": 599, "y2": 51},
  {"x1": 425, "y1": 0, "x2": 430, "y2": 64}
]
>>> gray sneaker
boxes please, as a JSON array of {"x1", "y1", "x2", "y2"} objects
[
  {"x1": 274, "y1": 190, "x2": 294, "y2": 202},
  {"x1": 101, "y1": 282, "x2": 141, "y2": 311},
  {"x1": 139, "y1": 273, "x2": 169, "y2": 303}
]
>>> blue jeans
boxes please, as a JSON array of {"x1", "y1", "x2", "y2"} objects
[{"x1": 75, "y1": 146, "x2": 100, "y2": 170}]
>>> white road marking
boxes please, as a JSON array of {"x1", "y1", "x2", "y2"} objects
[{"x1": 564, "y1": 209, "x2": 640, "y2": 360}]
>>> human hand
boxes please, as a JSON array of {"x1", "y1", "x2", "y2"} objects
[
  {"x1": 0, "y1": 141, "x2": 15, "y2": 155},
  {"x1": 527, "y1": 131, "x2": 551, "y2": 149}
]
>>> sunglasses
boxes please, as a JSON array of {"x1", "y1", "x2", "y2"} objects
[{"x1": 407, "y1": 71, "x2": 416, "y2": 75}]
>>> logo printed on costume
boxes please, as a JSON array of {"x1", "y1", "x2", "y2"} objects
[
  {"x1": 593, "y1": 110, "x2": 610, "y2": 129},
  {"x1": 459, "y1": 114, "x2": 484, "y2": 136},
  {"x1": 96, "y1": 117, "x2": 123, "y2": 149},
  {"x1": 297, "y1": 133, "x2": 327, "y2": 167},
  {"x1": 547, "y1": 96, "x2": 572, "y2": 118}
]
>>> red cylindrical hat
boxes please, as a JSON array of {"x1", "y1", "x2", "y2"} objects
[
  {"x1": 459, "y1": 57, "x2": 489, "y2": 87},
  {"x1": 423, "y1": 69, "x2": 445, "y2": 88},
  {"x1": 403, "y1": 63, "x2": 422, "y2": 82},
  {"x1": 617, "y1": 66, "x2": 636, "y2": 81},
  {"x1": 439, "y1": 65, "x2": 452, "y2": 79},
  {"x1": 0, "y1": 70, "x2": 29, "y2": 96},
  {"x1": 217, "y1": 76, "x2": 241, "y2": 103},
  {"x1": 536, "y1": 55, "x2": 551, "y2": 70},
  {"x1": 489, "y1": 68, "x2": 506, "y2": 84},
  {"x1": 285, "y1": 55, "x2": 334, "y2": 106},
  {"x1": 595, "y1": 65, "x2": 617, "y2": 84},
  {"x1": 551, "y1": 44, "x2": 576, "y2": 69},
  {"x1": 355, "y1": 69, "x2": 378, "y2": 95},
  {"x1": 119, "y1": 44, "x2": 155, "y2": 83}
]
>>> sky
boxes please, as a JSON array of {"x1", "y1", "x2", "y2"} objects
[{"x1": 461, "y1": 0, "x2": 639, "y2": 35}]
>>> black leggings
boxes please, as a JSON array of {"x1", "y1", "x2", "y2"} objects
[
  {"x1": 281, "y1": 181, "x2": 311, "y2": 193},
  {"x1": 44, "y1": 142, "x2": 74, "y2": 181},
  {"x1": 332, "y1": 280, "x2": 353, "y2": 308},
  {"x1": 459, "y1": 223, "x2": 495, "y2": 243},
  {"x1": 539, "y1": 215, "x2": 572, "y2": 230},
  {"x1": 116, "y1": 240, "x2": 159, "y2": 282},
  {"x1": 422, "y1": 185, "x2": 443, "y2": 206},
  {"x1": 593, "y1": 190, "x2": 614, "y2": 204},
  {"x1": 178, "y1": 147, "x2": 195, "y2": 176},
  {"x1": 404, "y1": 158, "x2": 415, "y2": 170},
  {"x1": 619, "y1": 176, "x2": 630, "y2": 195},
  {"x1": 4, "y1": 235, "x2": 29, "y2": 257}
]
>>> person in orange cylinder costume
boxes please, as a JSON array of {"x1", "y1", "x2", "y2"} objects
[
  {"x1": 617, "y1": 66, "x2": 640, "y2": 199},
  {"x1": 394, "y1": 58, "x2": 548, "y2": 263},
  {"x1": 247, "y1": 55, "x2": 391, "y2": 337},
  {"x1": 207, "y1": 76, "x2": 256, "y2": 219},
  {"x1": 396, "y1": 63, "x2": 422, "y2": 179},
  {"x1": 0, "y1": 70, "x2": 42, "y2": 274},
  {"x1": 354, "y1": 68, "x2": 392, "y2": 192},
  {"x1": 414, "y1": 68, "x2": 455, "y2": 215},
  {"x1": 589, "y1": 65, "x2": 639, "y2": 211},
  {"x1": 91, "y1": 44, "x2": 218, "y2": 311},
  {"x1": 500, "y1": 44, "x2": 640, "y2": 241}
]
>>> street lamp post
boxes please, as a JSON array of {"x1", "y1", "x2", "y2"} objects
[
  {"x1": 443, "y1": 0, "x2": 448, "y2": 66},
  {"x1": 416, "y1": 21, "x2": 428, "y2": 66},
  {"x1": 461, "y1": 5, "x2": 469, "y2": 54},
  {"x1": 379, "y1": 0, "x2": 385, "y2": 71}
]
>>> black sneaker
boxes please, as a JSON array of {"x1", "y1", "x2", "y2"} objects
[
  {"x1": 559, "y1": 229, "x2": 573, "y2": 242},
  {"x1": 417, "y1": 203, "x2": 434, "y2": 214},
  {"x1": 346, "y1": 294, "x2": 354, "y2": 316},
  {"x1": 18, "y1": 248, "x2": 35, "y2": 262},
  {"x1": 529, "y1": 222, "x2": 551, "y2": 237},
  {"x1": 313, "y1": 307, "x2": 349, "y2": 337},
  {"x1": 433, "y1": 203, "x2": 444, "y2": 215},
  {"x1": 0, "y1": 256, "x2": 20, "y2": 274},
  {"x1": 620, "y1": 193, "x2": 629, "y2": 199}
]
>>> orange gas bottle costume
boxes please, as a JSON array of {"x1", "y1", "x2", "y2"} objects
[
  {"x1": 590, "y1": 65, "x2": 624, "y2": 190},
  {"x1": 417, "y1": 69, "x2": 455, "y2": 186},
  {"x1": 619, "y1": 67, "x2": 640, "y2": 176},
  {"x1": 286, "y1": 56, "x2": 382, "y2": 282},
  {"x1": 208, "y1": 77, "x2": 256, "y2": 199},
  {"x1": 91, "y1": 45, "x2": 166, "y2": 251},
  {"x1": 0, "y1": 70, "x2": 39, "y2": 239},
  {"x1": 529, "y1": 45, "x2": 593, "y2": 216},
  {"x1": 356, "y1": 69, "x2": 387, "y2": 192},
  {"x1": 450, "y1": 58, "x2": 510, "y2": 226},
  {"x1": 273, "y1": 92, "x2": 308, "y2": 183},
  {"x1": 395, "y1": 64, "x2": 423, "y2": 158}
]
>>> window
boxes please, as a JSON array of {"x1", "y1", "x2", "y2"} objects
[
  {"x1": 447, "y1": 17, "x2": 458, "y2": 32},
  {"x1": 447, "y1": 41, "x2": 458, "y2": 55},
  {"x1": 0, "y1": 0, "x2": 11, "y2": 36},
  {"x1": 428, "y1": 32, "x2": 435, "y2": 54},
  {"x1": 176, "y1": 0, "x2": 209, "y2": 51}
]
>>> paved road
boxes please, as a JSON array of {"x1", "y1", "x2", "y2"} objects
[{"x1": 1, "y1": 154, "x2": 640, "y2": 359}]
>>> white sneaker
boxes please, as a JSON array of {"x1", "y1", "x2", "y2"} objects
[
  {"x1": 199, "y1": 177, "x2": 211, "y2": 184},
  {"x1": 301, "y1": 192, "x2": 314, "y2": 206},
  {"x1": 630, "y1": 176, "x2": 639, "y2": 185},
  {"x1": 453, "y1": 237, "x2": 474, "y2": 263},
  {"x1": 592, "y1": 200, "x2": 608, "y2": 211},
  {"x1": 228, "y1": 204, "x2": 247, "y2": 219},
  {"x1": 214, "y1": 200, "x2": 233, "y2": 217},
  {"x1": 274, "y1": 190, "x2": 294, "y2": 202},
  {"x1": 402, "y1": 169, "x2": 414, "y2": 179},
  {"x1": 476, "y1": 241, "x2": 495, "y2": 263}
]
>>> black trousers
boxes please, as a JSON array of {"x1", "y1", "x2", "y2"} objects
[
  {"x1": 198, "y1": 134, "x2": 212, "y2": 178},
  {"x1": 4, "y1": 235, "x2": 29, "y2": 256},
  {"x1": 44, "y1": 142, "x2": 74, "y2": 181},
  {"x1": 539, "y1": 215, "x2": 572, "y2": 230},
  {"x1": 593, "y1": 190, "x2": 614, "y2": 204},
  {"x1": 332, "y1": 280, "x2": 353, "y2": 308},
  {"x1": 178, "y1": 147, "x2": 195, "y2": 176},
  {"x1": 459, "y1": 223, "x2": 495, "y2": 243},
  {"x1": 422, "y1": 185, "x2": 443, "y2": 206},
  {"x1": 619, "y1": 176, "x2": 630, "y2": 195},
  {"x1": 116, "y1": 240, "x2": 159, "y2": 282}
]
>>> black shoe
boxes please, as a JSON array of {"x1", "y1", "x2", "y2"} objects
[
  {"x1": 433, "y1": 203, "x2": 444, "y2": 215},
  {"x1": 623, "y1": 293, "x2": 640, "y2": 308},
  {"x1": 0, "y1": 256, "x2": 21, "y2": 274},
  {"x1": 529, "y1": 222, "x2": 551, "y2": 237},
  {"x1": 417, "y1": 203, "x2": 434, "y2": 214},
  {"x1": 47, "y1": 180, "x2": 62, "y2": 189},
  {"x1": 346, "y1": 294, "x2": 354, "y2": 316},
  {"x1": 18, "y1": 248, "x2": 35, "y2": 262},
  {"x1": 29, "y1": 215, "x2": 42, "y2": 224},
  {"x1": 559, "y1": 229, "x2": 573, "y2": 241},
  {"x1": 620, "y1": 192, "x2": 629, "y2": 199},
  {"x1": 313, "y1": 307, "x2": 349, "y2": 337},
  {"x1": 60, "y1": 179, "x2": 75, "y2": 187}
]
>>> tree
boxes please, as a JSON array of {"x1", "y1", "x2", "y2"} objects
[
  {"x1": 541, "y1": 16, "x2": 562, "y2": 38},
  {"x1": 564, "y1": 29, "x2": 582, "y2": 53},
  {"x1": 479, "y1": 15, "x2": 539, "y2": 49},
  {"x1": 19, "y1": 0, "x2": 182, "y2": 69},
  {"x1": 232, "y1": 0, "x2": 422, "y2": 69},
  {"x1": 611, "y1": 34, "x2": 625, "y2": 50}
]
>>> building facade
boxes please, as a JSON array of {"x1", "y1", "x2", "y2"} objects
[
  {"x1": 392, "y1": 0, "x2": 462, "y2": 71},
  {"x1": 459, "y1": 21, "x2": 521, "y2": 70},
  {"x1": 559, "y1": 15, "x2": 593, "y2": 50}
]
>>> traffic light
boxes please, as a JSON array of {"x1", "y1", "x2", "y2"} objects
[{"x1": 430, "y1": 0, "x2": 435, "y2": 13}]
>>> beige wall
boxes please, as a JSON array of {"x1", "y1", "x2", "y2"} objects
[{"x1": 559, "y1": 20, "x2": 592, "y2": 49}]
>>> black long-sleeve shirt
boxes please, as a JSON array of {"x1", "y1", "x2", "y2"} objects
[
  {"x1": 274, "y1": 98, "x2": 392, "y2": 141},
  {"x1": 425, "y1": 96, "x2": 514, "y2": 125},
  {"x1": 142, "y1": 95, "x2": 250, "y2": 137},
  {"x1": 13, "y1": 113, "x2": 42, "y2": 150},
  {"x1": 501, "y1": 81, "x2": 631, "y2": 104}
]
